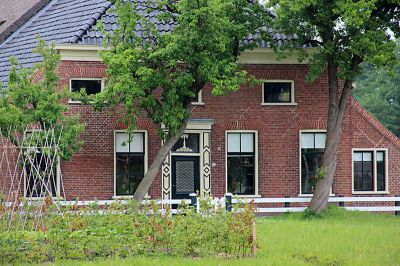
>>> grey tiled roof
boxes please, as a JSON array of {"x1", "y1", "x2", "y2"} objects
[
  {"x1": 0, "y1": 0, "x2": 112, "y2": 86},
  {"x1": 0, "y1": 0, "x2": 306, "y2": 86}
]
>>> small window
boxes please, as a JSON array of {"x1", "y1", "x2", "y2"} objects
[
  {"x1": 300, "y1": 132, "x2": 326, "y2": 194},
  {"x1": 115, "y1": 132, "x2": 146, "y2": 196},
  {"x1": 70, "y1": 79, "x2": 102, "y2": 95},
  {"x1": 172, "y1": 133, "x2": 200, "y2": 153},
  {"x1": 24, "y1": 131, "x2": 59, "y2": 198},
  {"x1": 227, "y1": 132, "x2": 257, "y2": 195},
  {"x1": 263, "y1": 81, "x2": 294, "y2": 104},
  {"x1": 191, "y1": 90, "x2": 204, "y2": 105},
  {"x1": 353, "y1": 150, "x2": 387, "y2": 193}
]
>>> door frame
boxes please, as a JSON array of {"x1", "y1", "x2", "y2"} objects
[{"x1": 162, "y1": 119, "x2": 213, "y2": 200}]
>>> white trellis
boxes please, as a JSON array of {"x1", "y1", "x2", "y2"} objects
[{"x1": 0, "y1": 125, "x2": 65, "y2": 231}]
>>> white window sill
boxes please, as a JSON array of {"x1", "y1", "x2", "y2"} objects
[
  {"x1": 261, "y1": 102, "x2": 298, "y2": 106},
  {"x1": 112, "y1": 195, "x2": 152, "y2": 200},
  {"x1": 352, "y1": 191, "x2": 390, "y2": 195},
  {"x1": 191, "y1": 102, "x2": 205, "y2": 106},
  {"x1": 298, "y1": 193, "x2": 336, "y2": 197},
  {"x1": 233, "y1": 194, "x2": 262, "y2": 198}
]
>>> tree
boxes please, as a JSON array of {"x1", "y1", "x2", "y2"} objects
[
  {"x1": 269, "y1": 0, "x2": 400, "y2": 212},
  {"x1": 94, "y1": 0, "x2": 270, "y2": 201},
  {"x1": 0, "y1": 38, "x2": 85, "y2": 161},
  {"x1": 353, "y1": 47, "x2": 400, "y2": 137}
]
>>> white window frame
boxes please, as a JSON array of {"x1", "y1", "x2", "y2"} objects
[
  {"x1": 191, "y1": 90, "x2": 204, "y2": 106},
  {"x1": 69, "y1": 78, "x2": 104, "y2": 104},
  {"x1": 225, "y1": 130, "x2": 259, "y2": 197},
  {"x1": 23, "y1": 130, "x2": 61, "y2": 199},
  {"x1": 352, "y1": 148, "x2": 389, "y2": 195},
  {"x1": 113, "y1": 130, "x2": 148, "y2": 199},
  {"x1": 261, "y1": 80, "x2": 297, "y2": 106},
  {"x1": 298, "y1": 129, "x2": 334, "y2": 197}
]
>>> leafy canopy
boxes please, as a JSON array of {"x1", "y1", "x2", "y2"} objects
[
  {"x1": 269, "y1": 0, "x2": 400, "y2": 81},
  {"x1": 0, "y1": 38, "x2": 84, "y2": 160},
  {"x1": 353, "y1": 45, "x2": 400, "y2": 137},
  {"x1": 94, "y1": 0, "x2": 270, "y2": 137}
]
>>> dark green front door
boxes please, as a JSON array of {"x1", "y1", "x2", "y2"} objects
[{"x1": 171, "y1": 156, "x2": 200, "y2": 199}]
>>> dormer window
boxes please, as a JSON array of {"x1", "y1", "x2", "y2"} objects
[
  {"x1": 71, "y1": 78, "x2": 102, "y2": 93},
  {"x1": 262, "y1": 80, "x2": 295, "y2": 105}
]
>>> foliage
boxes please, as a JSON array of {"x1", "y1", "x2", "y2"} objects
[
  {"x1": 94, "y1": 0, "x2": 270, "y2": 137},
  {"x1": 268, "y1": 0, "x2": 400, "y2": 212},
  {"x1": 353, "y1": 46, "x2": 400, "y2": 137},
  {"x1": 31, "y1": 209, "x2": 400, "y2": 266},
  {"x1": 0, "y1": 38, "x2": 84, "y2": 160},
  {"x1": 0, "y1": 198, "x2": 256, "y2": 264}
]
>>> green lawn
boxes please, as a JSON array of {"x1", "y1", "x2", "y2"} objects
[{"x1": 49, "y1": 209, "x2": 400, "y2": 266}]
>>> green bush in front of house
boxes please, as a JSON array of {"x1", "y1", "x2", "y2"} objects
[{"x1": 0, "y1": 199, "x2": 255, "y2": 264}]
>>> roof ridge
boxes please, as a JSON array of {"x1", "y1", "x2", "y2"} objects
[
  {"x1": 0, "y1": 0, "x2": 57, "y2": 49},
  {"x1": 351, "y1": 97, "x2": 400, "y2": 149},
  {"x1": 69, "y1": 1, "x2": 113, "y2": 44}
]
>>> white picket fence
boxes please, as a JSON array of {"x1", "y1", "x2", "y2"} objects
[{"x1": 53, "y1": 195, "x2": 400, "y2": 214}]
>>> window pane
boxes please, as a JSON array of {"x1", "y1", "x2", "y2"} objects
[
  {"x1": 376, "y1": 151, "x2": 384, "y2": 162},
  {"x1": 116, "y1": 133, "x2": 144, "y2": 153},
  {"x1": 264, "y1": 82, "x2": 292, "y2": 103},
  {"x1": 116, "y1": 153, "x2": 145, "y2": 195},
  {"x1": 227, "y1": 155, "x2": 255, "y2": 195},
  {"x1": 172, "y1": 133, "x2": 199, "y2": 153},
  {"x1": 115, "y1": 133, "x2": 129, "y2": 153},
  {"x1": 25, "y1": 152, "x2": 57, "y2": 197},
  {"x1": 71, "y1": 79, "x2": 102, "y2": 95},
  {"x1": 353, "y1": 152, "x2": 362, "y2": 162},
  {"x1": 362, "y1": 161, "x2": 373, "y2": 191},
  {"x1": 128, "y1": 154, "x2": 145, "y2": 194},
  {"x1": 363, "y1": 152, "x2": 372, "y2": 162},
  {"x1": 116, "y1": 154, "x2": 130, "y2": 195},
  {"x1": 301, "y1": 133, "x2": 314, "y2": 149},
  {"x1": 241, "y1": 133, "x2": 254, "y2": 153},
  {"x1": 227, "y1": 133, "x2": 240, "y2": 153},
  {"x1": 301, "y1": 150, "x2": 323, "y2": 194},
  {"x1": 314, "y1": 133, "x2": 326, "y2": 149},
  {"x1": 377, "y1": 152, "x2": 386, "y2": 191},
  {"x1": 130, "y1": 133, "x2": 144, "y2": 153}
]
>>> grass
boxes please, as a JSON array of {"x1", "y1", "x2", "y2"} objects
[{"x1": 46, "y1": 208, "x2": 400, "y2": 266}]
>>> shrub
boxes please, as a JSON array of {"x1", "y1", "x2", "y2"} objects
[{"x1": 0, "y1": 198, "x2": 256, "y2": 264}]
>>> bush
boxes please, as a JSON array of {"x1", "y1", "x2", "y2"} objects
[{"x1": 0, "y1": 198, "x2": 256, "y2": 264}]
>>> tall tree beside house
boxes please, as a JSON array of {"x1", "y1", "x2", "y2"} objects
[
  {"x1": 94, "y1": 0, "x2": 270, "y2": 201},
  {"x1": 268, "y1": 0, "x2": 400, "y2": 213},
  {"x1": 353, "y1": 47, "x2": 400, "y2": 137},
  {"x1": 0, "y1": 38, "x2": 85, "y2": 160}
]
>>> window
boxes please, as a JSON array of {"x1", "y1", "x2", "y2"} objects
[
  {"x1": 115, "y1": 132, "x2": 147, "y2": 196},
  {"x1": 70, "y1": 79, "x2": 102, "y2": 96},
  {"x1": 353, "y1": 150, "x2": 387, "y2": 193},
  {"x1": 24, "y1": 132, "x2": 59, "y2": 198},
  {"x1": 262, "y1": 81, "x2": 295, "y2": 104},
  {"x1": 191, "y1": 90, "x2": 204, "y2": 105},
  {"x1": 227, "y1": 132, "x2": 257, "y2": 195},
  {"x1": 300, "y1": 132, "x2": 326, "y2": 194}
]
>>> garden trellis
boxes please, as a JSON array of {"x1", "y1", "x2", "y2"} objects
[{"x1": 0, "y1": 125, "x2": 65, "y2": 231}]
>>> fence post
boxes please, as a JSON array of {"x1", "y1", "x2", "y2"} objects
[
  {"x1": 339, "y1": 195, "x2": 344, "y2": 207},
  {"x1": 396, "y1": 195, "x2": 400, "y2": 216},
  {"x1": 189, "y1": 193, "x2": 197, "y2": 212},
  {"x1": 285, "y1": 195, "x2": 290, "y2": 208},
  {"x1": 225, "y1": 193, "x2": 233, "y2": 212}
]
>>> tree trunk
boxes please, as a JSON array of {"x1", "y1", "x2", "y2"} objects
[
  {"x1": 133, "y1": 118, "x2": 189, "y2": 201},
  {"x1": 308, "y1": 58, "x2": 353, "y2": 213}
]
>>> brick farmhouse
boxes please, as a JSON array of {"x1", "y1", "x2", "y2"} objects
[{"x1": 0, "y1": 0, "x2": 399, "y2": 203}]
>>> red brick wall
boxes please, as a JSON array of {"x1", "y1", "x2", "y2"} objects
[{"x1": 2, "y1": 61, "x2": 399, "y2": 201}]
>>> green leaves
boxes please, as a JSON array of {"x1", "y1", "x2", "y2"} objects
[
  {"x1": 269, "y1": 0, "x2": 399, "y2": 81},
  {"x1": 96, "y1": 0, "x2": 271, "y2": 137},
  {"x1": 0, "y1": 38, "x2": 84, "y2": 160}
]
